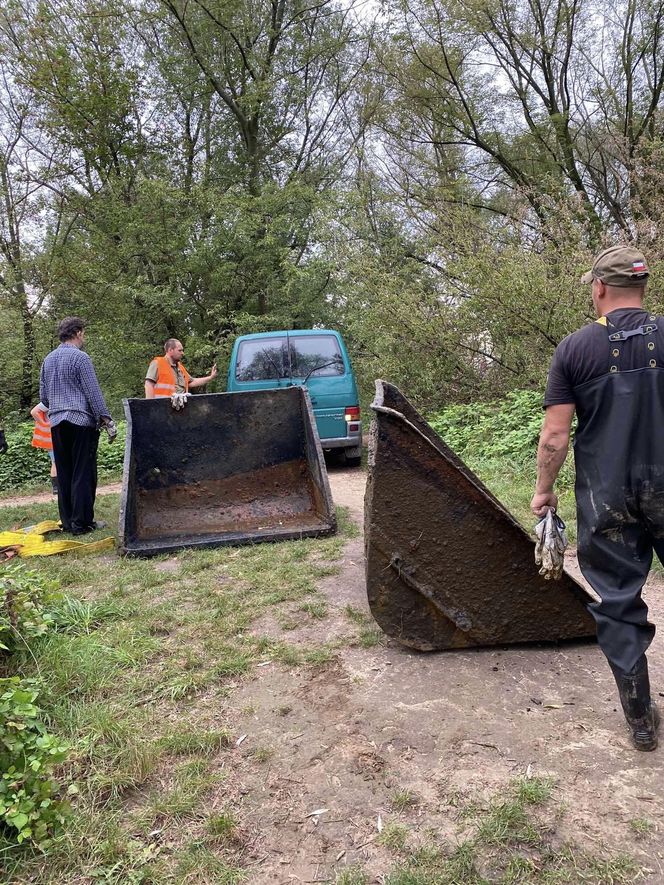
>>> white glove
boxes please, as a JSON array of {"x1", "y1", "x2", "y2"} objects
[
  {"x1": 170, "y1": 392, "x2": 189, "y2": 411},
  {"x1": 103, "y1": 420, "x2": 118, "y2": 442},
  {"x1": 534, "y1": 510, "x2": 568, "y2": 581}
]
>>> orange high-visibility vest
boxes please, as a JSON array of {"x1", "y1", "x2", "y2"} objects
[
  {"x1": 151, "y1": 356, "x2": 190, "y2": 398},
  {"x1": 31, "y1": 411, "x2": 53, "y2": 451}
]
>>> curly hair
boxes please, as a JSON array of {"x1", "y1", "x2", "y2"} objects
[{"x1": 57, "y1": 316, "x2": 86, "y2": 342}]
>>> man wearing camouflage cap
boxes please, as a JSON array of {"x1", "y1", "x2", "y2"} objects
[{"x1": 531, "y1": 245, "x2": 662, "y2": 750}]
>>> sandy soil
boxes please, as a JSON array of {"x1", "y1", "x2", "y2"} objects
[{"x1": 4, "y1": 469, "x2": 664, "y2": 882}]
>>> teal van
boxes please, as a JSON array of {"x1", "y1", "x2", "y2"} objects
[{"x1": 227, "y1": 329, "x2": 362, "y2": 466}]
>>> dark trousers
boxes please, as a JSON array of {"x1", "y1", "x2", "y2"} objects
[
  {"x1": 51, "y1": 421, "x2": 99, "y2": 534},
  {"x1": 577, "y1": 499, "x2": 663, "y2": 674}
]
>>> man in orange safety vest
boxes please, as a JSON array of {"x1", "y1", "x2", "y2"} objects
[{"x1": 144, "y1": 339, "x2": 217, "y2": 399}]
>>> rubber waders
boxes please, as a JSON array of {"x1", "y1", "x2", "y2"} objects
[{"x1": 610, "y1": 657, "x2": 659, "y2": 751}]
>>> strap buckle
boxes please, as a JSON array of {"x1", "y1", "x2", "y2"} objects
[{"x1": 608, "y1": 323, "x2": 657, "y2": 342}]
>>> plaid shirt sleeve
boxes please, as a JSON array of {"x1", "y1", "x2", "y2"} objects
[{"x1": 79, "y1": 353, "x2": 110, "y2": 422}]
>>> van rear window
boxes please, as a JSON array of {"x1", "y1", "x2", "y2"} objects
[
  {"x1": 235, "y1": 338, "x2": 287, "y2": 381},
  {"x1": 289, "y1": 336, "x2": 344, "y2": 378},
  {"x1": 235, "y1": 335, "x2": 345, "y2": 381}
]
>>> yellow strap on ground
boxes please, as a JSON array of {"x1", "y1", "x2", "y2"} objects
[
  {"x1": 0, "y1": 524, "x2": 114, "y2": 557},
  {"x1": 25, "y1": 520, "x2": 63, "y2": 535}
]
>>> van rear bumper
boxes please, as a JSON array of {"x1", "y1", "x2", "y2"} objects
[{"x1": 320, "y1": 425, "x2": 363, "y2": 450}]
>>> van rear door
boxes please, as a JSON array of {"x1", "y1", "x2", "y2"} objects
[{"x1": 286, "y1": 333, "x2": 348, "y2": 441}]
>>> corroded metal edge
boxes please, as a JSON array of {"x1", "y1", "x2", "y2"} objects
[{"x1": 365, "y1": 380, "x2": 596, "y2": 651}]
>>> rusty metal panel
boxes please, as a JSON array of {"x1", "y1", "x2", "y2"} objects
[
  {"x1": 365, "y1": 380, "x2": 596, "y2": 650},
  {"x1": 119, "y1": 388, "x2": 336, "y2": 556}
]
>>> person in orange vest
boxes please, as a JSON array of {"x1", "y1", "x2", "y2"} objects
[
  {"x1": 30, "y1": 402, "x2": 58, "y2": 495},
  {"x1": 144, "y1": 338, "x2": 217, "y2": 399}
]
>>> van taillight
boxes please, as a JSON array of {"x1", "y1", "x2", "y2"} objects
[{"x1": 345, "y1": 406, "x2": 360, "y2": 422}]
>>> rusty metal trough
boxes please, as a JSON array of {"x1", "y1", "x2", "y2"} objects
[
  {"x1": 365, "y1": 380, "x2": 596, "y2": 650},
  {"x1": 119, "y1": 388, "x2": 336, "y2": 556}
]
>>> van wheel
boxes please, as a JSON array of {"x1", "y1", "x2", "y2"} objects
[{"x1": 343, "y1": 445, "x2": 362, "y2": 468}]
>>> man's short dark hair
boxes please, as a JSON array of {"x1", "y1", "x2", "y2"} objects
[
  {"x1": 164, "y1": 338, "x2": 179, "y2": 352},
  {"x1": 58, "y1": 316, "x2": 86, "y2": 342}
]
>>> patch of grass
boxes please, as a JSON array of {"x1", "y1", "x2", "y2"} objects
[
  {"x1": 155, "y1": 671, "x2": 208, "y2": 702},
  {"x1": 355, "y1": 626, "x2": 383, "y2": 648},
  {"x1": 336, "y1": 506, "x2": 361, "y2": 539},
  {"x1": 49, "y1": 595, "x2": 129, "y2": 634},
  {"x1": 474, "y1": 777, "x2": 555, "y2": 847},
  {"x1": 2, "y1": 490, "x2": 360, "y2": 882},
  {"x1": 87, "y1": 739, "x2": 160, "y2": 801},
  {"x1": 158, "y1": 727, "x2": 230, "y2": 756},
  {"x1": 387, "y1": 842, "x2": 485, "y2": 885},
  {"x1": 335, "y1": 865, "x2": 369, "y2": 885},
  {"x1": 302, "y1": 644, "x2": 337, "y2": 664},
  {"x1": 312, "y1": 563, "x2": 341, "y2": 578},
  {"x1": 475, "y1": 797, "x2": 543, "y2": 846},
  {"x1": 300, "y1": 599, "x2": 328, "y2": 619},
  {"x1": 386, "y1": 778, "x2": 641, "y2": 885},
  {"x1": 251, "y1": 746, "x2": 274, "y2": 763},
  {"x1": 514, "y1": 776, "x2": 555, "y2": 805},
  {"x1": 257, "y1": 639, "x2": 299, "y2": 665},
  {"x1": 628, "y1": 817, "x2": 655, "y2": 839},
  {"x1": 391, "y1": 789, "x2": 417, "y2": 812},
  {"x1": 150, "y1": 759, "x2": 222, "y2": 819},
  {"x1": 378, "y1": 822, "x2": 409, "y2": 852},
  {"x1": 207, "y1": 810, "x2": 240, "y2": 844},
  {"x1": 344, "y1": 605, "x2": 369, "y2": 625},
  {"x1": 173, "y1": 842, "x2": 246, "y2": 884},
  {"x1": 29, "y1": 630, "x2": 156, "y2": 699}
]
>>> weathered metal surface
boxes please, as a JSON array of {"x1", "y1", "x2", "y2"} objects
[
  {"x1": 365, "y1": 380, "x2": 597, "y2": 650},
  {"x1": 119, "y1": 388, "x2": 336, "y2": 556}
]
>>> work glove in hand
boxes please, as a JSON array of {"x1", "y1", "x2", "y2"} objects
[
  {"x1": 170, "y1": 392, "x2": 189, "y2": 411},
  {"x1": 103, "y1": 420, "x2": 118, "y2": 443},
  {"x1": 534, "y1": 509, "x2": 568, "y2": 581},
  {"x1": 0, "y1": 429, "x2": 7, "y2": 455}
]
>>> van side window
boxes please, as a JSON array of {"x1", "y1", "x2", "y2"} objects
[
  {"x1": 289, "y1": 336, "x2": 345, "y2": 378},
  {"x1": 236, "y1": 338, "x2": 286, "y2": 381}
]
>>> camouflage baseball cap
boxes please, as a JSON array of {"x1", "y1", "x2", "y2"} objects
[{"x1": 581, "y1": 245, "x2": 650, "y2": 286}]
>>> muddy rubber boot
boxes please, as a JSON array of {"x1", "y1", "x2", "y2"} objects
[
  {"x1": 51, "y1": 476, "x2": 59, "y2": 495},
  {"x1": 610, "y1": 657, "x2": 659, "y2": 751}
]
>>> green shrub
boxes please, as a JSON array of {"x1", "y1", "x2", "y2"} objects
[
  {"x1": 429, "y1": 390, "x2": 544, "y2": 465},
  {"x1": 0, "y1": 564, "x2": 58, "y2": 654},
  {"x1": 429, "y1": 389, "x2": 575, "y2": 487},
  {"x1": 0, "y1": 677, "x2": 71, "y2": 848},
  {"x1": 0, "y1": 422, "x2": 126, "y2": 491}
]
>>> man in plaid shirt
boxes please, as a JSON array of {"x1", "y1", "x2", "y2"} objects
[{"x1": 40, "y1": 317, "x2": 116, "y2": 535}]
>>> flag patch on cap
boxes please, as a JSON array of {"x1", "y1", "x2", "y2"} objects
[{"x1": 632, "y1": 260, "x2": 647, "y2": 272}]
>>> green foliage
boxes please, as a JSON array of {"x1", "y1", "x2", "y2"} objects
[
  {"x1": 428, "y1": 388, "x2": 575, "y2": 494},
  {"x1": 0, "y1": 677, "x2": 71, "y2": 848},
  {"x1": 0, "y1": 563, "x2": 58, "y2": 654},
  {"x1": 0, "y1": 423, "x2": 126, "y2": 492},
  {"x1": 0, "y1": 424, "x2": 52, "y2": 492},
  {"x1": 429, "y1": 389, "x2": 544, "y2": 465},
  {"x1": 427, "y1": 389, "x2": 577, "y2": 532}
]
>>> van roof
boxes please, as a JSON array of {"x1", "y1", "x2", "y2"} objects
[{"x1": 235, "y1": 329, "x2": 341, "y2": 341}]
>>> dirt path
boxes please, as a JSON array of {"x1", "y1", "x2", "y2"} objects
[
  {"x1": 0, "y1": 481, "x2": 122, "y2": 508},
  {"x1": 213, "y1": 466, "x2": 664, "y2": 882},
  {"x1": 4, "y1": 468, "x2": 664, "y2": 881}
]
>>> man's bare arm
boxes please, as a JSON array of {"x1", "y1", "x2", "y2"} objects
[
  {"x1": 531, "y1": 403, "x2": 575, "y2": 517},
  {"x1": 145, "y1": 379, "x2": 156, "y2": 399},
  {"x1": 188, "y1": 364, "x2": 217, "y2": 390}
]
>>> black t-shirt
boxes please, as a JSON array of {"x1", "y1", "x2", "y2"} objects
[{"x1": 544, "y1": 308, "x2": 662, "y2": 406}]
